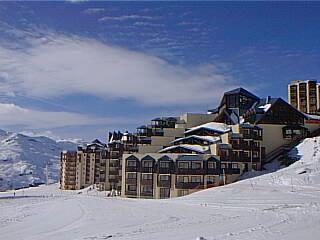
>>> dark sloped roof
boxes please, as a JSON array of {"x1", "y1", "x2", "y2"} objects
[
  {"x1": 176, "y1": 155, "x2": 203, "y2": 161},
  {"x1": 158, "y1": 155, "x2": 173, "y2": 161},
  {"x1": 141, "y1": 155, "x2": 155, "y2": 161},
  {"x1": 224, "y1": 87, "x2": 259, "y2": 100},
  {"x1": 126, "y1": 155, "x2": 139, "y2": 161}
]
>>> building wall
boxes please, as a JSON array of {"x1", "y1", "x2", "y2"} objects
[{"x1": 257, "y1": 124, "x2": 291, "y2": 154}]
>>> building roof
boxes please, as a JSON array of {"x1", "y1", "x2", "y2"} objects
[
  {"x1": 176, "y1": 155, "x2": 205, "y2": 161},
  {"x1": 224, "y1": 87, "x2": 259, "y2": 100},
  {"x1": 141, "y1": 155, "x2": 155, "y2": 161},
  {"x1": 159, "y1": 144, "x2": 209, "y2": 154},
  {"x1": 171, "y1": 135, "x2": 220, "y2": 144},
  {"x1": 185, "y1": 122, "x2": 231, "y2": 135}
]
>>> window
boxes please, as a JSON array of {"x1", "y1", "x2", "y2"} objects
[
  {"x1": 127, "y1": 185, "x2": 136, "y2": 191},
  {"x1": 142, "y1": 185, "x2": 153, "y2": 193},
  {"x1": 177, "y1": 176, "x2": 189, "y2": 183},
  {"x1": 243, "y1": 151, "x2": 250, "y2": 158},
  {"x1": 141, "y1": 173, "x2": 152, "y2": 180},
  {"x1": 207, "y1": 176, "x2": 215, "y2": 184},
  {"x1": 253, "y1": 151, "x2": 259, "y2": 158},
  {"x1": 232, "y1": 163, "x2": 239, "y2": 169},
  {"x1": 191, "y1": 162, "x2": 202, "y2": 169},
  {"x1": 142, "y1": 161, "x2": 153, "y2": 168},
  {"x1": 127, "y1": 173, "x2": 136, "y2": 179},
  {"x1": 159, "y1": 175, "x2": 170, "y2": 181},
  {"x1": 191, "y1": 176, "x2": 201, "y2": 183},
  {"x1": 178, "y1": 162, "x2": 189, "y2": 169},
  {"x1": 253, "y1": 141, "x2": 260, "y2": 148},
  {"x1": 127, "y1": 160, "x2": 136, "y2": 167},
  {"x1": 221, "y1": 163, "x2": 226, "y2": 169},
  {"x1": 208, "y1": 161, "x2": 216, "y2": 169},
  {"x1": 160, "y1": 161, "x2": 170, "y2": 168}
]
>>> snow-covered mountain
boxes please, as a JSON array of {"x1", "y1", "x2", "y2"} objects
[{"x1": 0, "y1": 129, "x2": 78, "y2": 191}]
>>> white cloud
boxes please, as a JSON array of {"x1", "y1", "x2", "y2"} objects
[
  {"x1": 99, "y1": 15, "x2": 155, "y2": 21},
  {"x1": 0, "y1": 33, "x2": 236, "y2": 106},
  {"x1": 82, "y1": 8, "x2": 106, "y2": 15},
  {"x1": 0, "y1": 103, "x2": 122, "y2": 129}
]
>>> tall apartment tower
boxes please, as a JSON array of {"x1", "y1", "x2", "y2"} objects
[{"x1": 288, "y1": 80, "x2": 318, "y2": 114}]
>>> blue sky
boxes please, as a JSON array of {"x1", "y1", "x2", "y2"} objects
[{"x1": 0, "y1": 1, "x2": 319, "y2": 141}]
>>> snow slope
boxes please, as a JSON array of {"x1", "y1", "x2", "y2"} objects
[
  {"x1": 0, "y1": 130, "x2": 78, "y2": 191},
  {"x1": 1, "y1": 137, "x2": 320, "y2": 240}
]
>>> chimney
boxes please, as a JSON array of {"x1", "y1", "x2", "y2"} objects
[{"x1": 266, "y1": 96, "x2": 271, "y2": 104}]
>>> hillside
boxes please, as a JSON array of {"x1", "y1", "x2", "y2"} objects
[
  {"x1": 0, "y1": 130, "x2": 78, "y2": 191},
  {"x1": 0, "y1": 136, "x2": 320, "y2": 240}
]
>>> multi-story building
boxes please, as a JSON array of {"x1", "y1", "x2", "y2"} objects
[
  {"x1": 122, "y1": 122, "x2": 265, "y2": 199},
  {"x1": 60, "y1": 140, "x2": 108, "y2": 190},
  {"x1": 288, "y1": 80, "x2": 318, "y2": 114}
]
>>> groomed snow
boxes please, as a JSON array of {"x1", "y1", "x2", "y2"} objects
[
  {"x1": 171, "y1": 135, "x2": 221, "y2": 144},
  {"x1": 1, "y1": 137, "x2": 320, "y2": 240}
]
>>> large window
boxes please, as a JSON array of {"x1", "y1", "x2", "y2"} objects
[
  {"x1": 177, "y1": 176, "x2": 189, "y2": 183},
  {"x1": 160, "y1": 161, "x2": 170, "y2": 168},
  {"x1": 127, "y1": 185, "x2": 136, "y2": 191},
  {"x1": 191, "y1": 161, "x2": 202, "y2": 169},
  {"x1": 208, "y1": 161, "x2": 216, "y2": 169},
  {"x1": 127, "y1": 173, "x2": 137, "y2": 179},
  {"x1": 127, "y1": 160, "x2": 136, "y2": 167},
  {"x1": 142, "y1": 185, "x2": 153, "y2": 193},
  {"x1": 160, "y1": 188, "x2": 170, "y2": 199},
  {"x1": 141, "y1": 173, "x2": 153, "y2": 180},
  {"x1": 159, "y1": 175, "x2": 170, "y2": 181},
  {"x1": 142, "y1": 161, "x2": 153, "y2": 168},
  {"x1": 178, "y1": 162, "x2": 189, "y2": 169},
  {"x1": 191, "y1": 176, "x2": 202, "y2": 183}
]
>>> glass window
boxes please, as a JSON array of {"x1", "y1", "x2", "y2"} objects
[
  {"x1": 191, "y1": 162, "x2": 202, "y2": 169},
  {"x1": 160, "y1": 161, "x2": 170, "y2": 168},
  {"x1": 142, "y1": 174, "x2": 153, "y2": 180},
  {"x1": 159, "y1": 175, "x2": 170, "y2": 181},
  {"x1": 127, "y1": 185, "x2": 136, "y2": 191},
  {"x1": 127, "y1": 160, "x2": 136, "y2": 167},
  {"x1": 232, "y1": 163, "x2": 239, "y2": 169},
  {"x1": 142, "y1": 185, "x2": 153, "y2": 193},
  {"x1": 177, "y1": 176, "x2": 189, "y2": 183},
  {"x1": 221, "y1": 163, "x2": 226, "y2": 169},
  {"x1": 191, "y1": 176, "x2": 201, "y2": 183},
  {"x1": 208, "y1": 161, "x2": 216, "y2": 169},
  {"x1": 178, "y1": 162, "x2": 189, "y2": 169},
  {"x1": 127, "y1": 173, "x2": 136, "y2": 179},
  {"x1": 142, "y1": 161, "x2": 153, "y2": 168}
]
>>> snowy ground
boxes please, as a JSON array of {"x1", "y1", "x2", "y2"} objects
[{"x1": 1, "y1": 137, "x2": 320, "y2": 240}]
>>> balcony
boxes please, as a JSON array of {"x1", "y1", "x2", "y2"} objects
[
  {"x1": 126, "y1": 166, "x2": 138, "y2": 172},
  {"x1": 141, "y1": 179, "x2": 153, "y2": 185},
  {"x1": 126, "y1": 178, "x2": 137, "y2": 184},
  {"x1": 206, "y1": 168, "x2": 221, "y2": 175},
  {"x1": 140, "y1": 192, "x2": 153, "y2": 197},
  {"x1": 109, "y1": 170, "x2": 119, "y2": 175},
  {"x1": 176, "y1": 168, "x2": 206, "y2": 175},
  {"x1": 223, "y1": 168, "x2": 241, "y2": 174},
  {"x1": 125, "y1": 190, "x2": 137, "y2": 196},
  {"x1": 109, "y1": 178, "x2": 119, "y2": 183},
  {"x1": 175, "y1": 182, "x2": 204, "y2": 189},
  {"x1": 141, "y1": 167, "x2": 154, "y2": 173},
  {"x1": 157, "y1": 167, "x2": 173, "y2": 174}
]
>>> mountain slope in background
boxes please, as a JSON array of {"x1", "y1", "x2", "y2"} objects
[{"x1": 0, "y1": 129, "x2": 78, "y2": 191}]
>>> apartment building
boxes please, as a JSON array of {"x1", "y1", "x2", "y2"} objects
[
  {"x1": 60, "y1": 140, "x2": 108, "y2": 190},
  {"x1": 122, "y1": 122, "x2": 265, "y2": 199},
  {"x1": 288, "y1": 80, "x2": 318, "y2": 114}
]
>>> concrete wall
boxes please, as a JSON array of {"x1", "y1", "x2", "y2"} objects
[
  {"x1": 257, "y1": 124, "x2": 291, "y2": 154},
  {"x1": 180, "y1": 113, "x2": 216, "y2": 129}
]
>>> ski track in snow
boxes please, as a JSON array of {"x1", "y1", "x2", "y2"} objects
[{"x1": 1, "y1": 137, "x2": 320, "y2": 239}]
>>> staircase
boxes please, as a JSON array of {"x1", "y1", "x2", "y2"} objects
[{"x1": 263, "y1": 137, "x2": 303, "y2": 166}]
